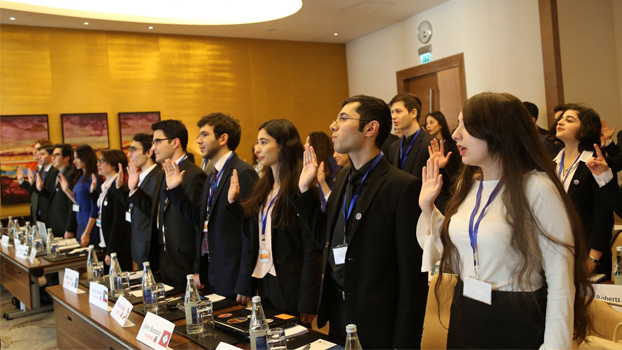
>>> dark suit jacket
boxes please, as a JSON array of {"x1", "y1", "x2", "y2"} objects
[
  {"x1": 110, "y1": 165, "x2": 161, "y2": 267},
  {"x1": 291, "y1": 155, "x2": 427, "y2": 349},
  {"x1": 21, "y1": 166, "x2": 58, "y2": 224},
  {"x1": 91, "y1": 183, "x2": 133, "y2": 272},
  {"x1": 130, "y1": 157, "x2": 206, "y2": 286},
  {"x1": 538, "y1": 126, "x2": 561, "y2": 159},
  {"x1": 165, "y1": 153, "x2": 258, "y2": 297},
  {"x1": 568, "y1": 162, "x2": 614, "y2": 278},
  {"x1": 228, "y1": 199, "x2": 323, "y2": 315},
  {"x1": 381, "y1": 133, "x2": 399, "y2": 156},
  {"x1": 37, "y1": 166, "x2": 77, "y2": 237}
]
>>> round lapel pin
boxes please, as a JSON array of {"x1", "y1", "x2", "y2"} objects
[
  {"x1": 104, "y1": 200, "x2": 108, "y2": 206},
  {"x1": 573, "y1": 179, "x2": 579, "y2": 185},
  {"x1": 355, "y1": 213, "x2": 362, "y2": 220}
]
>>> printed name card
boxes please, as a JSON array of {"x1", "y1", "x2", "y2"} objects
[
  {"x1": 136, "y1": 312, "x2": 175, "y2": 350},
  {"x1": 29, "y1": 247, "x2": 39, "y2": 264},
  {"x1": 111, "y1": 295, "x2": 134, "y2": 327},
  {"x1": 63, "y1": 268, "x2": 85, "y2": 294},
  {"x1": 1, "y1": 235, "x2": 10, "y2": 247},
  {"x1": 16, "y1": 244, "x2": 30, "y2": 258},
  {"x1": 89, "y1": 282, "x2": 110, "y2": 311}
]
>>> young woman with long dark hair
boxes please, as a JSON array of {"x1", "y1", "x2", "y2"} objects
[
  {"x1": 418, "y1": 93, "x2": 592, "y2": 349},
  {"x1": 228, "y1": 119, "x2": 322, "y2": 324}
]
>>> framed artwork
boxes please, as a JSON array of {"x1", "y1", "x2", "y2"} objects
[
  {"x1": 61, "y1": 113, "x2": 109, "y2": 151},
  {"x1": 0, "y1": 114, "x2": 49, "y2": 205},
  {"x1": 118, "y1": 112, "x2": 160, "y2": 151}
]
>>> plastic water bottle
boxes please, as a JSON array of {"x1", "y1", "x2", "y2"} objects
[
  {"x1": 86, "y1": 245, "x2": 98, "y2": 280},
  {"x1": 614, "y1": 246, "x2": 622, "y2": 286},
  {"x1": 142, "y1": 262, "x2": 157, "y2": 312},
  {"x1": 31, "y1": 225, "x2": 41, "y2": 250},
  {"x1": 249, "y1": 296, "x2": 269, "y2": 350},
  {"x1": 109, "y1": 253, "x2": 122, "y2": 297},
  {"x1": 185, "y1": 274, "x2": 202, "y2": 334},
  {"x1": 345, "y1": 324, "x2": 363, "y2": 350}
]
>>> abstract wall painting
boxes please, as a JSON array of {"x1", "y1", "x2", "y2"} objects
[
  {"x1": 118, "y1": 112, "x2": 160, "y2": 151},
  {"x1": 0, "y1": 115, "x2": 49, "y2": 205},
  {"x1": 61, "y1": 113, "x2": 109, "y2": 151}
]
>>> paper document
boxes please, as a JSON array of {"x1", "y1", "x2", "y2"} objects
[
  {"x1": 284, "y1": 324, "x2": 308, "y2": 338},
  {"x1": 294, "y1": 339, "x2": 337, "y2": 350},
  {"x1": 130, "y1": 284, "x2": 174, "y2": 298}
]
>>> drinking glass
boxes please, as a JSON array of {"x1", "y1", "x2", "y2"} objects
[
  {"x1": 267, "y1": 328, "x2": 287, "y2": 350},
  {"x1": 113, "y1": 271, "x2": 131, "y2": 298},
  {"x1": 92, "y1": 262, "x2": 105, "y2": 284},
  {"x1": 49, "y1": 241, "x2": 60, "y2": 258},
  {"x1": 196, "y1": 300, "x2": 215, "y2": 338},
  {"x1": 150, "y1": 283, "x2": 168, "y2": 315}
]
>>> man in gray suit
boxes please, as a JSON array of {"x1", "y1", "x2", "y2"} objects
[{"x1": 112, "y1": 133, "x2": 162, "y2": 268}]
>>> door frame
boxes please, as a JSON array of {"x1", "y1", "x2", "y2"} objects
[{"x1": 396, "y1": 53, "x2": 467, "y2": 104}]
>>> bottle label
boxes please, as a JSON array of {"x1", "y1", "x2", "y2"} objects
[
  {"x1": 254, "y1": 335, "x2": 268, "y2": 350},
  {"x1": 185, "y1": 304, "x2": 198, "y2": 324},
  {"x1": 144, "y1": 289, "x2": 152, "y2": 304}
]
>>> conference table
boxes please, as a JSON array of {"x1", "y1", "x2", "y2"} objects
[
  {"x1": 47, "y1": 283, "x2": 342, "y2": 350},
  {"x1": 0, "y1": 243, "x2": 97, "y2": 320}
]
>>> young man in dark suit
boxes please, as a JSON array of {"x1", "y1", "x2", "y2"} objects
[
  {"x1": 113, "y1": 133, "x2": 162, "y2": 267},
  {"x1": 37, "y1": 144, "x2": 77, "y2": 238},
  {"x1": 292, "y1": 95, "x2": 427, "y2": 349},
  {"x1": 164, "y1": 113, "x2": 258, "y2": 304},
  {"x1": 128, "y1": 120, "x2": 206, "y2": 286},
  {"x1": 19, "y1": 145, "x2": 58, "y2": 225},
  {"x1": 524, "y1": 101, "x2": 560, "y2": 158}
]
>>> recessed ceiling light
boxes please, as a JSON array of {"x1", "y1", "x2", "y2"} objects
[
  {"x1": 334, "y1": 33, "x2": 338, "y2": 36},
  {"x1": 84, "y1": 21, "x2": 89, "y2": 25},
  {"x1": 1, "y1": 0, "x2": 303, "y2": 25},
  {"x1": 10, "y1": 17, "x2": 16, "y2": 20},
  {"x1": 148, "y1": 26, "x2": 153, "y2": 29}
]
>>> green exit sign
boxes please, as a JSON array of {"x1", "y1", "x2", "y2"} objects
[{"x1": 420, "y1": 53, "x2": 431, "y2": 64}]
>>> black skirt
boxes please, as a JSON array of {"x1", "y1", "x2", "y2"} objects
[{"x1": 447, "y1": 279, "x2": 547, "y2": 350}]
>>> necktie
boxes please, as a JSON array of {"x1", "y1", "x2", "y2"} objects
[
  {"x1": 42, "y1": 170, "x2": 48, "y2": 182},
  {"x1": 201, "y1": 169, "x2": 219, "y2": 256}
]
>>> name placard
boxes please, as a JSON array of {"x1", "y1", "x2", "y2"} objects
[
  {"x1": 16, "y1": 244, "x2": 30, "y2": 258},
  {"x1": 89, "y1": 282, "x2": 110, "y2": 311},
  {"x1": 63, "y1": 268, "x2": 82, "y2": 294},
  {"x1": 136, "y1": 312, "x2": 175, "y2": 350},
  {"x1": 1, "y1": 235, "x2": 11, "y2": 247},
  {"x1": 111, "y1": 295, "x2": 134, "y2": 327}
]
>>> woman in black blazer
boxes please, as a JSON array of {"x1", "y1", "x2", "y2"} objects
[
  {"x1": 229, "y1": 119, "x2": 322, "y2": 324},
  {"x1": 553, "y1": 104, "x2": 613, "y2": 279},
  {"x1": 91, "y1": 149, "x2": 132, "y2": 272}
]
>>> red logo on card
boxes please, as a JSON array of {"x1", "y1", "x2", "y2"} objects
[{"x1": 158, "y1": 330, "x2": 171, "y2": 348}]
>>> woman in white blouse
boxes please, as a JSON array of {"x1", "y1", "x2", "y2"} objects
[{"x1": 418, "y1": 93, "x2": 592, "y2": 349}]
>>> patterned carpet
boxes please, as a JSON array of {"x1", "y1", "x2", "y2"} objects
[{"x1": 0, "y1": 287, "x2": 57, "y2": 349}]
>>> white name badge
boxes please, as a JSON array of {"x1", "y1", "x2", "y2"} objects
[
  {"x1": 96, "y1": 219, "x2": 102, "y2": 227},
  {"x1": 1, "y1": 235, "x2": 10, "y2": 247},
  {"x1": 89, "y1": 282, "x2": 110, "y2": 311},
  {"x1": 126, "y1": 211, "x2": 132, "y2": 222},
  {"x1": 136, "y1": 312, "x2": 175, "y2": 350},
  {"x1": 16, "y1": 244, "x2": 30, "y2": 258},
  {"x1": 63, "y1": 268, "x2": 85, "y2": 294},
  {"x1": 29, "y1": 247, "x2": 39, "y2": 264},
  {"x1": 73, "y1": 204, "x2": 80, "y2": 212},
  {"x1": 333, "y1": 246, "x2": 347, "y2": 265},
  {"x1": 259, "y1": 248, "x2": 270, "y2": 263},
  {"x1": 463, "y1": 277, "x2": 492, "y2": 305},
  {"x1": 111, "y1": 295, "x2": 135, "y2": 327}
]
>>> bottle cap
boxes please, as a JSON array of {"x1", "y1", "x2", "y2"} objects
[
  {"x1": 346, "y1": 324, "x2": 357, "y2": 333},
  {"x1": 617, "y1": 246, "x2": 622, "y2": 252},
  {"x1": 252, "y1": 296, "x2": 261, "y2": 303},
  {"x1": 187, "y1": 274, "x2": 194, "y2": 279},
  {"x1": 143, "y1": 261, "x2": 150, "y2": 266},
  {"x1": 111, "y1": 252, "x2": 117, "y2": 257},
  {"x1": 89, "y1": 244, "x2": 94, "y2": 249}
]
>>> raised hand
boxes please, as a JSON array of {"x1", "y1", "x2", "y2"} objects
[
  {"x1": 16, "y1": 165, "x2": 24, "y2": 182},
  {"x1": 419, "y1": 157, "x2": 443, "y2": 215},
  {"x1": 27, "y1": 169, "x2": 35, "y2": 185},
  {"x1": 428, "y1": 138, "x2": 452, "y2": 169},
  {"x1": 116, "y1": 163, "x2": 125, "y2": 189},
  {"x1": 601, "y1": 120, "x2": 617, "y2": 142},
  {"x1": 228, "y1": 169, "x2": 239, "y2": 204},
  {"x1": 299, "y1": 146, "x2": 318, "y2": 193},
  {"x1": 127, "y1": 161, "x2": 140, "y2": 192},
  {"x1": 35, "y1": 172, "x2": 43, "y2": 191},
  {"x1": 89, "y1": 173, "x2": 97, "y2": 193},
  {"x1": 317, "y1": 161, "x2": 326, "y2": 185},
  {"x1": 164, "y1": 159, "x2": 184, "y2": 189},
  {"x1": 59, "y1": 173, "x2": 70, "y2": 193},
  {"x1": 586, "y1": 143, "x2": 610, "y2": 177}
]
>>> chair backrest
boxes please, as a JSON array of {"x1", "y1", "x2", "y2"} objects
[{"x1": 421, "y1": 273, "x2": 458, "y2": 350}]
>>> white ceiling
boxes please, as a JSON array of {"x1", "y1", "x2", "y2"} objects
[{"x1": 0, "y1": 0, "x2": 448, "y2": 43}]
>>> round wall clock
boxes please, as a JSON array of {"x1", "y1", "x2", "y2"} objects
[{"x1": 418, "y1": 20, "x2": 432, "y2": 44}]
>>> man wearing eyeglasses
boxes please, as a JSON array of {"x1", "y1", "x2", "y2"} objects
[
  {"x1": 36, "y1": 144, "x2": 77, "y2": 239},
  {"x1": 128, "y1": 120, "x2": 206, "y2": 286},
  {"x1": 292, "y1": 95, "x2": 427, "y2": 349},
  {"x1": 18, "y1": 144, "x2": 58, "y2": 225},
  {"x1": 112, "y1": 133, "x2": 162, "y2": 267}
]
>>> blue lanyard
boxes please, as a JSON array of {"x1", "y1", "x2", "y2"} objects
[
  {"x1": 177, "y1": 154, "x2": 187, "y2": 166},
  {"x1": 207, "y1": 153, "x2": 234, "y2": 215},
  {"x1": 260, "y1": 190, "x2": 280, "y2": 244},
  {"x1": 468, "y1": 179, "x2": 503, "y2": 277},
  {"x1": 399, "y1": 127, "x2": 421, "y2": 170},
  {"x1": 557, "y1": 150, "x2": 580, "y2": 186},
  {"x1": 341, "y1": 152, "x2": 384, "y2": 239}
]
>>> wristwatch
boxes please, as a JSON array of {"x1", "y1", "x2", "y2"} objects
[{"x1": 588, "y1": 256, "x2": 600, "y2": 264}]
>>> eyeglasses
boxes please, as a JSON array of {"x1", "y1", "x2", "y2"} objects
[
  {"x1": 128, "y1": 146, "x2": 144, "y2": 153},
  {"x1": 196, "y1": 132, "x2": 210, "y2": 140},
  {"x1": 52, "y1": 153, "x2": 62, "y2": 158},
  {"x1": 332, "y1": 116, "x2": 371, "y2": 125},
  {"x1": 152, "y1": 138, "x2": 172, "y2": 145},
  {"x1": 98, "y1": 159, "x2": 107, "y2": 164}
]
